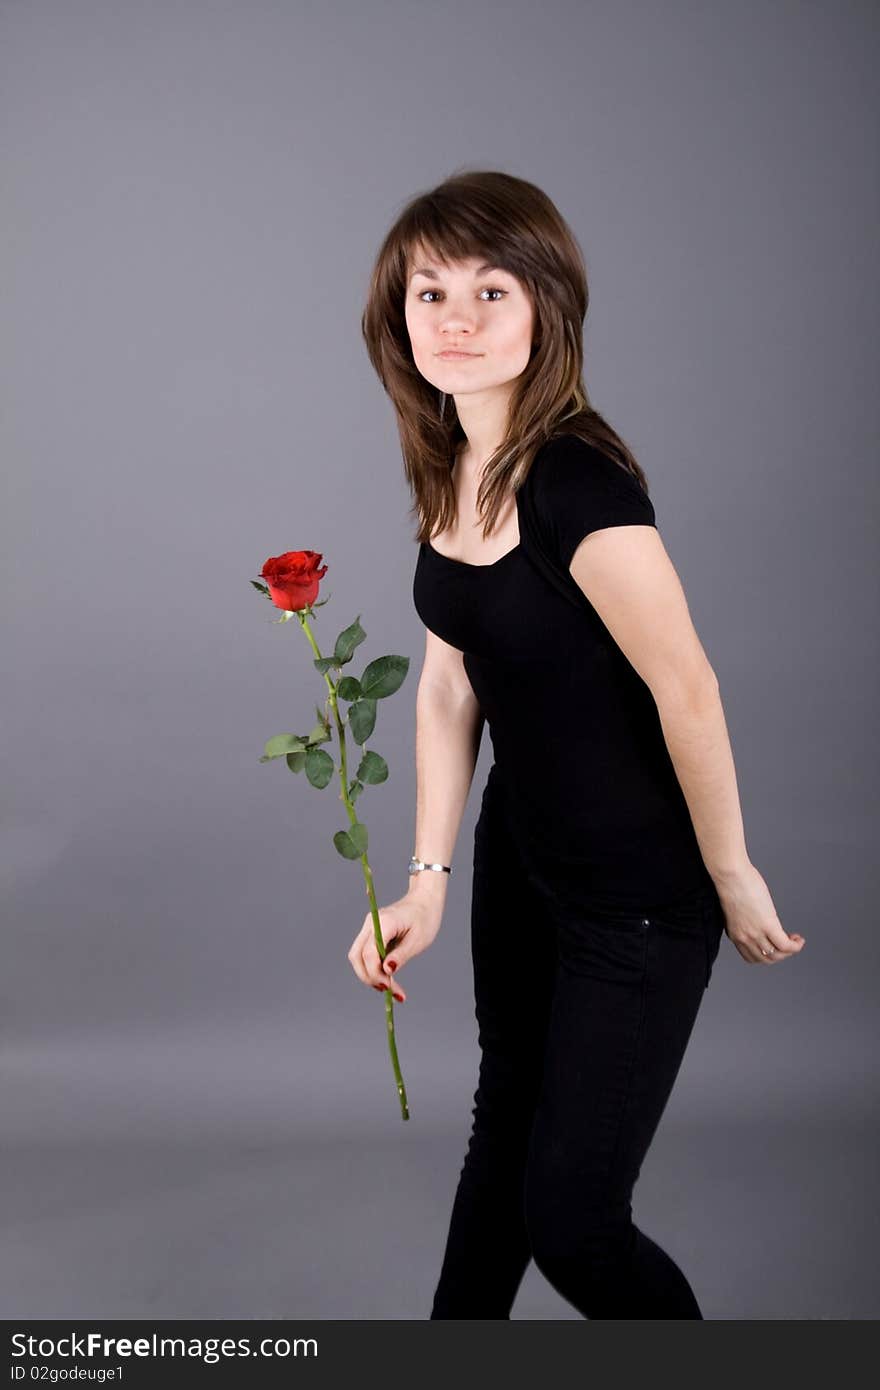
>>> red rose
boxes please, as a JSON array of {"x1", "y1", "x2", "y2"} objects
[{"x1": 260, "y1": 550, "x2": 328, "y2": 612}]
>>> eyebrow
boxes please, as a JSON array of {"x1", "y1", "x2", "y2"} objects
[{"x1": 408, "y1": 262, "x2": 507, "y2": 282}]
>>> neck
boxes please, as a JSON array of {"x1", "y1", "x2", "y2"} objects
[{"x1": 452, "y1": 385, "x2": 514, "y2": 474}]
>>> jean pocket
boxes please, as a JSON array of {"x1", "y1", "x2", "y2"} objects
[
  {"x1": 646, "y1": 884, "x2": 708, "y2": 936},
  {"x1": 553, "y1": 901, "x2": 652, "y2": 985}
]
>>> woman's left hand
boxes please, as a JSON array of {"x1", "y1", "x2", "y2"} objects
[{"x1": 715, "y1": 862, "x2": 806, "y2": 965}]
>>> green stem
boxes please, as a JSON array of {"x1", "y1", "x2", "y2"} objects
[{"x1": 297, "y1": 608, "x2": 410, "y2": 1121}]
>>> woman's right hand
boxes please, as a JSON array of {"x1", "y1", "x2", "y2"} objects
[{"x1": 346, "y1": 887, "x2": 444, "y2": 1003}]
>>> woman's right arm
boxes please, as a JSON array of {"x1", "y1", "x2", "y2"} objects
[
  {"x1": 409, "y1": 630, "x2": 485, "y2": 911},
  {"x1": 347, "y1": 628, "x2": 484, "y2": 1000}
]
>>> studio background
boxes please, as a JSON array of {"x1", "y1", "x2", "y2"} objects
[{"x1": 3, "y1": 0, "x2": 877, "y2": 1318}]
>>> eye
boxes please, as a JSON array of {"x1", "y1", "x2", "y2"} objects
[{"x1": 416, "y1": 287, "x2": 508, "y2": 303}]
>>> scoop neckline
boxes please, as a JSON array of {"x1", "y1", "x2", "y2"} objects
[
  {"x1": 423, "y1": 481, "x2": 524, "y2": 570},
  {"x1": 424, "y1": 537, "x2": 522, "y2": 570}
]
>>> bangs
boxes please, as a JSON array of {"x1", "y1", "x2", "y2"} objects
[{"x1": 400, "y1": 222, "x2": 511, "y2": 285}]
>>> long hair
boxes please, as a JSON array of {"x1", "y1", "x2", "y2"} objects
[{"x1": 361, "y1": 168, "x2": 649, "y2": 545}]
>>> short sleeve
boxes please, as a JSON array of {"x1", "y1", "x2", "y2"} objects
[{"x1": 530, "y1": 436, "x2": 656, "y2": 571}]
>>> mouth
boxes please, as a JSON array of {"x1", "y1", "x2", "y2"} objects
[{"x1": 436, "y1": 350, "x2": 481, "y2": 359}]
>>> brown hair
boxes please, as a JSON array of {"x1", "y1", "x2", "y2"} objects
[{"x1": 360, "y1": 168, "x2": 649, "y2": 545}]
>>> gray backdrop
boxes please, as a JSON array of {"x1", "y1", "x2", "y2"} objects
[{"x1": 3, "y1": 0, "x2": 877, "y2": 1319}]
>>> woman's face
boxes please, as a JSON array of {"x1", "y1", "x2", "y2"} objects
[{"x1": 404, "y1": 249, "x2": 534, "y2": 401}]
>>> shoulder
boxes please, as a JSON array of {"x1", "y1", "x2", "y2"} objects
[
  {"x1": 529, "y1": 432, "x2": 649, "y2": 501},
  {"x1": 527, "y1": 432, "x2": 654, "y2": 523},
  {"x1": 522, "y1": 433, "x2": 656, "y2": 570}
]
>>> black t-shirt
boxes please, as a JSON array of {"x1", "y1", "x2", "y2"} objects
[{"x1": 412, "y1": 432, "x2": 714, "y2": 909}]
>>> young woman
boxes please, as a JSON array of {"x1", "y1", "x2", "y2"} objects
[{"x1": 350, "y1": 169, "x2": 805, "y2": 1319}]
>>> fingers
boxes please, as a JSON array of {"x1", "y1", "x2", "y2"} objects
[
  {"x1": 741, "y1": 928, "x2": 806, "y2": 964},
  {"x1": 346, "y1": 919, "x2": 406, "y2": 1001},
  {"x1": 378, "y1": 953, "x2": 406, "y2": 1000},
  {"x1": 346, "y1": 921, "x2": 372, "y2": 985}
]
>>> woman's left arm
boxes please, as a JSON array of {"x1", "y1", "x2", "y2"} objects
[{"x1": 569, "y1": 525, "x2": 806, "y2": 966}]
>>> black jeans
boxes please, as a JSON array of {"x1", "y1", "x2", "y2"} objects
[{"x1": 429, "y1": 768, "x2": 725, "y2": 1320}]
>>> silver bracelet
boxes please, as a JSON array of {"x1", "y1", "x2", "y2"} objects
[{"x1": 408, "y1": 856, "x2": 452, "y2": 876}]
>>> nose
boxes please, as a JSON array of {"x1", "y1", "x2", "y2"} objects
[{"x1": 438, "y1": 299, "x2": 478, "y2": 335}]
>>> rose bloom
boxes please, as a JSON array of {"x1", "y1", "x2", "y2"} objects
[{"x1": 260, "y1": 550, "x2": 328, "y2": 611}]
